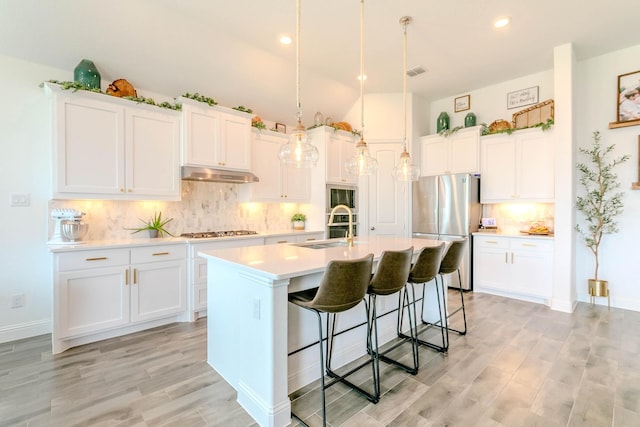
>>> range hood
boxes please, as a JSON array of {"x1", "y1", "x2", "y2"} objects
[{"x1": 181, "y1": 166, "x2": 259, "y2": 184}]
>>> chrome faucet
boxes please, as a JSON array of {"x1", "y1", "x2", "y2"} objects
[{"x1": 328, "y1": 204, "x2": 354, "y2": 247}]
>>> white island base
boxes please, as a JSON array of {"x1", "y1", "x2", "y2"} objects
[{"x1": 200, "y1": 236, "x2": 446, "y2": 427}]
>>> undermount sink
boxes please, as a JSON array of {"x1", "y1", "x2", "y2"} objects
[{"x1": 293, "y1": 239, "x2": 367, "y2": 249}]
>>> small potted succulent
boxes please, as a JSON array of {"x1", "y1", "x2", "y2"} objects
[
  {"x1": 291, "y1": 213, "x2": 307, "y2": 231},
  {"x1": 126, "y1": 211, "x2": 174, "y2": 238}
]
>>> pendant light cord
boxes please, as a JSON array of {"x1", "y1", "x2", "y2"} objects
[
  {"x1": 296, "y1": 0, "x2": 302, "y2": 123},
  {"x1": 360, "y1": 0, "x2": 365, "y2": 136},
  {"x1": 402, "y1": 18, "x2": 408, "y2": 149}
]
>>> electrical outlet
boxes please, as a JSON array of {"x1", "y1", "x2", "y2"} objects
[
  {"x1": 11, "y1": 294, "x2": 25, "y2": 308},
  {"x1": 10, "y1": 193, "x2": 30, "y2": 207}
]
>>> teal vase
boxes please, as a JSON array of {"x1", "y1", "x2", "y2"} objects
[
  {"x1": 437, "y1": 112, "x2": 450, "y2": 132},
  {"x1": 74, "y1": 59, "x2": 101, "y2": 90},
  {"x1": 464, "y1": 112, "x2": 477, "y2": 127}
]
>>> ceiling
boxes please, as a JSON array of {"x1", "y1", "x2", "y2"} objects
[{"x1": 1, "y1": 0, "x2": 639, "y2": 124}]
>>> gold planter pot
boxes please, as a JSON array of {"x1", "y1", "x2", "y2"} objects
[{"x1": 588, "y1": 279, "x2": 610, "y2": 308}]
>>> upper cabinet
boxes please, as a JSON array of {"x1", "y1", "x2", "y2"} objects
[
  {"x1": 420, "y1": 126, "x2": 480, "y2": 176},
  {"x1": 46, "y1": 83, "x2": 181, "y2": 200},
  {"x1": 308, "y1": 126, "x2": 357, "y2": 185},
  {"x1": 480, "y1": 128, "x2": 555, "y2": 203},
  {"x1": 241, "y1": 129, "x2": 310, "y2": 202},
  {"x1": 179, "y1": 98, "x2": 252, "y2": 171}
]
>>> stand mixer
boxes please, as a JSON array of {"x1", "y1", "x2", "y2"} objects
[{"x1": 49, "y1": 208, "x2": 86, "y2": 244}]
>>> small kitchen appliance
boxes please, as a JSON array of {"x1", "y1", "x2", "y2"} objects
[{"x1": 49, "y1": 208, "x2": 87, "y2": 244}]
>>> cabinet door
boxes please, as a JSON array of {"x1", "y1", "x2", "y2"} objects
[
  {"x1": 516, "y1": 130, "x2": 555, "y2": 201},
  {"x1": 480, "y1": 135, "x2": 516, "y2": 202},
  {"x1": 326, "y1": 133, "x2": 357, "y2": 184},
  {"x1": 420, "y1": 135, "x2": 449, "y2": 176},
  {"x1": 248, "y1": 131, "x2": 284, "y2": 201},
  {"x1": 510, "y1": 239, "x2": 553, "y2": 297},
  {"x1": 219, "y1": 113, "x2": 251, "y2": 170},
  {"x1": 54, "y1": 95, "x2": 126, "y2": 197},
  {"x1": 449, "y1": 130, "x2": 479, "y2": 174},
  {"x1": 57, "y1": 266, "x2": 129, "y2": 338},
  {"x1": 473, "y1": 237, "x2": 510, "y2": 291},
  {"x1": 282, "y1": 165, "x2": 310, "y2": 201},
  {"x1": 131, "y1": 259, "x2": 187, "y2": 323},
  {"x1": 182, "y1": 103, "x2": 220, "y2": 167},
  {"x1": 126, "y1": 107, "x2": 181, "y2": 199}
]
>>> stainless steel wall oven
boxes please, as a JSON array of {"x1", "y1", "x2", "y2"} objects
[{"x1": 326, "y1": 185, "x2": 358, "y2": 238}]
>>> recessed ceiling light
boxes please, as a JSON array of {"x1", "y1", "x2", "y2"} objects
[
  {"x1": 494, "y1": 17, "x2": 510, "y2": 28},
  {"x1": 357, "y1": 74, "x2": 367, "y2": 81},
  {"x1": 280, "y1": 35, "x2": 292, "y2": 45}
]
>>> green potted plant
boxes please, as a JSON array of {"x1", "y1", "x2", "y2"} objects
[
  {"x1": 291, "y1": 213, "x2": 307, "y2": 231},
  {"x1": 126, "y1": 211, "x2": 174, "y2": 238},
  {"x1": 575, "y1": 131, "x2": 629, "y2": 302}
]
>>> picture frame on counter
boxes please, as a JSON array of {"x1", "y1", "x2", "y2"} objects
[
  {"x1": 507, "y1": 86, "x2": 539, "y2": 109},
  {"x1": 275, "y1": 122, "x2": 286, "y2": 133},
  {"x1": 454, "y1": 94, "x2": 470, "y2": 112},
  {"x1": 616, "y1": 70, "x2": 640, "y2": 123}
]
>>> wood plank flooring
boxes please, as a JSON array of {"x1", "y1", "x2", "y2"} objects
[{"x1": 1, "y1": 291, "x2": 639, "y2": 426}]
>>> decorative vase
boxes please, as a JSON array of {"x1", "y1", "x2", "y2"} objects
[
  {"x1": 437, "y1": 112, "x2": 449, "y2": 132},
  {"x1": 148, "y1": 229, "x2": 159, "y2": 238},
  {"x1": 293, "y1": 221, "x2": 305, "y2": 231},
  {"x1": 74, "y1": 59, "x2": 101, "y2": 90},
  {"x1": 464, "y1": 112, "x2": 477, "y2": 127}
]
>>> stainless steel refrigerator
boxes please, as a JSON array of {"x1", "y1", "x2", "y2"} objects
[{"x1": 412, "y1": 173, "x2": 481, "y2": 290}]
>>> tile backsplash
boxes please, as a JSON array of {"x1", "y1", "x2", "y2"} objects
[
  {"x1": 49, "y1": 181, "x2": 309, "y2": 241},
  {"x1": 483, "y1": 203, "x2": 555, "y2": 234}
]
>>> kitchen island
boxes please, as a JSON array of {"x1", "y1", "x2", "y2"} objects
[{"x1": 199, "y1": 235, "x2": 444, "y2": 427}]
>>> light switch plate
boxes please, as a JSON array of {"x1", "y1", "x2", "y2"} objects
[{"x1": 10, "y1": 193, "x2": 30, "y2": 207}]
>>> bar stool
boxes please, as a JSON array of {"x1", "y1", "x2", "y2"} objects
[
  {"x1": 366, "y1": 247, "x2": 415, "y2": 388},
  {"x1": 288, "y1": 253, "x2": 376, "y2": 427},
  {"x1": 438, "y1": 239, "x2": 468, "y2": 335},
  {"x1": 402, "y1": 242, "x2": 448, "y2": 352}
]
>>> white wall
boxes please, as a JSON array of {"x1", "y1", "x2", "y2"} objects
[{"x1": 575, "y1": 45, "x2": 640, "y2": 310}]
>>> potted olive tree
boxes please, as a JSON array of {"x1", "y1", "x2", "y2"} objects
[{"x1": 575, "y1": 131, "x2": 629, "y2": 302}]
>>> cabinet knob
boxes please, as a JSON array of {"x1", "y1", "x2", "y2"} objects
[
  {"x1": 120, "y1": 188, "x2": 125, "y2": 193},
  {"x1": 370, "y1": 226, "x2": 376, "y2": 231}
]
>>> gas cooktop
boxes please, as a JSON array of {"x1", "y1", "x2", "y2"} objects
[{"x1": 180, "y1": 230, "x2": 259, "y2": 239}]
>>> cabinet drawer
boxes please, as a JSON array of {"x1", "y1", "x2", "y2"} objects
[
  {"x1": 510, "y1": 238, "x2": 553, "y2": 252},
  {"x1": 57, "y1": 249, "x2": 129, "y2": 271},
  {"x1": 131, "y1": 245, "x2": 186, "y2": 264},
  {"x1": 473, "y1": 236, "x2": 509, "y2": 249}
]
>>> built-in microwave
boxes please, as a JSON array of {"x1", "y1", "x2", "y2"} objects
[{"x1": 326, "y1": 185, "x2": 358, "y2": 238}]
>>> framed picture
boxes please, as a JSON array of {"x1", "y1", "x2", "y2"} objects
[
  {"x1": 617, "y1": 70, "x2": 640, "y2": 123},
  {"x1": 275, "y1": 123, "x2": 286, "y2": 133},
  {"x1": 454, "y1": 95, "x2": 470, "y2": 112},
  {"x1": 507, "y1": 86, "x2": 539, "y2": 109}
]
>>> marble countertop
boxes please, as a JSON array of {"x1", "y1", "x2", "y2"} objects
[
  {"x1": 198, "y1": 235, "x2": 445, "y2": 281},
  {"x1": 48, "y1": 229, "x2": 324, "y2": 252},
  {"x1": 473, "y1": 230, "x2": 554, "y2": 239}
]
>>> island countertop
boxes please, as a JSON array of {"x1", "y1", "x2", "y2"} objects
[{"x1": 198, "y1": 235, "x2": 445, "y2": 281}]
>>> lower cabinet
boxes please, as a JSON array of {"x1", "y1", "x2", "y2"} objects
[
  {"x1": 53, "y1": 244, "x2": 187, "y2": 353},
  {"x1": 473, "y1": 234, "x2": 553, "y2": 302}
]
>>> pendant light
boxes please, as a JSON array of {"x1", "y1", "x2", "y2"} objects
[
  {"x1": 346, "y1": 0, "x2": 377, "y2": 176},
  {"x1": 278, "y1": 0, "x2": 319, "y2": 168},
  {"x1": 392, "y1": 16, "x2": 420, "y2": 181}
]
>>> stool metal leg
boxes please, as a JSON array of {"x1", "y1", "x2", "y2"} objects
[{"x1": 444, "y1": 269, "x2": 467, "y2": 335}]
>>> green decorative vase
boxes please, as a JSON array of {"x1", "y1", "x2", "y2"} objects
[
  {"x1": 464, "y1": 112, "x2": 477, "y2": 127},
  {"x1": 436, "y1": 112, "x2": 450, "y2": 132},
  {"x1": 74, "y1": 59, "x2": 101, "y2": 90}
]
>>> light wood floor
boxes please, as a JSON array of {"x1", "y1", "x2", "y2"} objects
[{"x1": 2, "y1": 291, "x2": 639, "y2": 426}]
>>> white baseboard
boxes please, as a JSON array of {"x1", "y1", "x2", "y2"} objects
[{"x1": 0, "y1": 319, "x2": 51, "y2": 344}]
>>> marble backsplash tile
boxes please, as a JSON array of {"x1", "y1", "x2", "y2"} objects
[
  {"x1": 483, "y1": 203, "x2": 555, "y2": 234},
  {"x1": 48, "y1": 181, "x2": 307, "y2": 241}
]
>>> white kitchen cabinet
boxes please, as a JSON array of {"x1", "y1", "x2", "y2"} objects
[
  {"x1": 53, "y1": 243, "x2": 187, "y2": 353},
  {"x1": 480, "y1": 128, "x2": 555, "y2": 203},
  {"x1": 473, "y1": 234, "x2": 553, "y2": 302},
  {"x1": 46, "y1": 82, "x2": 181, "y2": 200},
  {"x1": 242, "y1": 129, "x2": 310, "y2": 202},
  {"x1": 420, "y1": 126, "x2": 480, "y2": 176},
  {"x1": 306, "y1": 126, "x2": 357, "y2": 185},
  {"x1": 180, "y1": 98, "x2": 252, "y2": 171}
]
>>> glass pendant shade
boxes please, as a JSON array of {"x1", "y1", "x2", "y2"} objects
[
  {"x1": 278, "y1": 121, "x2": 319, "y2": 167},
  {"x1": 346, "y1": 138, "x2": 377, "y2": 176},
  {"x1": 392, "y1": 149, "x2": 420, "y2": 182}
]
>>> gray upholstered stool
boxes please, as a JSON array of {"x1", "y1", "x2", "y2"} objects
[
  {"x1": 438, "y1": 239, "x2": 468, "y2": 335},
  {"x1": 403, "y1": 242, "x2": 448, "y2": 352},
  {"x1": 288, "y1": 253, "x2": 376, "y2": 427}
]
